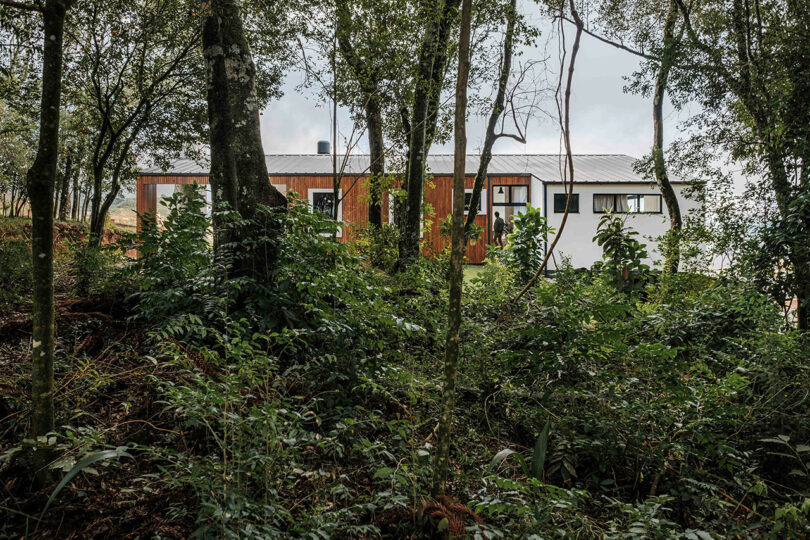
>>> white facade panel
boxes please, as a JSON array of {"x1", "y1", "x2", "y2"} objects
[{"x1": 543, "y1": 183, "x2": 700, "y2": 270}]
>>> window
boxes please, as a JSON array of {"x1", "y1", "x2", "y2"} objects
[
  {"x1": 593, "y1": 193, "x2": 662, "y2": 214},
  {"x1": 309, "y1": 188, "x2": 343, "y2": 237},
  {"x1": 553, "y1": 193, "x2": 579, "y2": 213},
  {"x1": 492, "y1": 185, "x2": 527, "y2": 205},
  {"x1": 461, "y1": 189, "x2": 487, "y2": 215}
]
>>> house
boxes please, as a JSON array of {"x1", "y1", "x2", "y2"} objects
[{"x1": 137, "y1": 153, "x2": 700, "y2": 267}]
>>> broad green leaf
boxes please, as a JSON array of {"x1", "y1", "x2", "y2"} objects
[
  {"x1": 489, "y1": 448, "x2": 516, "y2": 473},
  {"x1": 532, "y1": 419, "x2": 551, "y2": 480},
  {"x1": 39, "y1": 446, "x2": 132, "y2": 525}
]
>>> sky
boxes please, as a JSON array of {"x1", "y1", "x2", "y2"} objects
[{"x1": 257, "y1": 14, "x2": 693, "y2": 161}]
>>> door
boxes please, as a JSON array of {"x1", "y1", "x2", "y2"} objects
[{"x1": 490, "y1": 184, "x2": 528, "y2": 244}]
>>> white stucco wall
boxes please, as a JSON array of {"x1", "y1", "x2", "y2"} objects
[{"x1": 542, "y1": 182, "x2": 701, "y2": 270}]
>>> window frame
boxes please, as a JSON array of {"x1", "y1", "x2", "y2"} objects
[
  {"x1": 553, "y1": 193, "x2": 579, "y2": 213},
  {"x1": 456, "y1": 188, "x2": 487, "y2": 216},
  {"x1": 491, "y1": 185, "x2": 528, "y2": 207},
  {"x1": 308, "y1": 188, "x2": 343, "y2": 237},
  {"x1": 592, "y1": 193, "x2": 663, "y2": 214}
]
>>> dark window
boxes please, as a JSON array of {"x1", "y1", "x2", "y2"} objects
[
  {"x1": 312, "y1": 191, "x2": 336, "y2": 217},
  {"x1": 593, "y1": 193, "x2": 662, "y2": 213},
  {"x1": 553, "y1": 193, "x2": 579, "y2": 213}
]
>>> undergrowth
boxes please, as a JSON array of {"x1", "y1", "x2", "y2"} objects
[{"x1": 1, "y1": 186, "x2": 808, "y2": 538}]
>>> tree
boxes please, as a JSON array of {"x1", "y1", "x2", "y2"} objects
[
  {"x1": 432, "y1": 0, "x2": 472, "y2": 497},
  {"x1": 650, "y1": 1, "x2": 683, "y2": 273},
  {"x1": 202, "y1": 0, "x2": 287, "y2": 279},
  {"x1": 0, "y1": 10, "x2": 38, "y2": 217},
  {"x1": 0, "y1": 0, "x2": 74, "y2": 484},
  {"x1": 397, "y1": 0, "x2": 461, "y2": 268},
  {"x1": 334, "y1": 0, "x2": 408, "y2": 228},
  {"x1": 64, "y1": 0, "x2": 205, "y2": 247},
  {"x1": 463, "y1": 0, "x2": 524, "y2": 234},
  {"x1": 561, "y1": 0, "x2": 688, "y2": 273},
  {"x1": 0, "y1": 102, "x2": 34, "y2": 216},
  {"x1": 671, "y1": 0, "x2": 810, "y2": 330}
]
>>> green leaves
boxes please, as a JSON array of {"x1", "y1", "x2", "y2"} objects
[
  {"x1": 532, "y1": 419, "x2": 550, "y2": 480},
  {"x1": 487, "y1": 420, "x2": 550, "y2": 481}
]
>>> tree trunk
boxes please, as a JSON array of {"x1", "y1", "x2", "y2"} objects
[
  {"x1": 334, "y1": 1, "x2": 385, "y2": 228},
  {"x1": 366, "y1": 95, "x2": 384, "y2": 227},
  {"x1": 27, "y1": 0, "x2": 69, "y2": 485},
  {"x1": 70, "y1": 169, "x2": 79, "y2": 220},
  {"x1": 398, "y1": 0, "x2": 460, "y2": 268},
  {"x1": 8, "y1": 185, "x2": 16, "y2": 217},
  {"x1": 81, "y1": 184, "x2": 90, "y2": 222},
  {"x1": 464, "y1": 0, "x2": 516, "y2": 234},
  {"x1": 88, "y1": 167, "x2": 105, "y2": 245},
  {"x1": 432, "y1": 0, "x2": 471, "y2": 497},
  {"x1": 652, "y1": 0, "x2": 682, "y2": 274},
  {"x1": 57, "y1": 152, "x2": 72, "y2": 221},
  {"x1": 52, "y1": 170, "x2": 61, "y2": 218},
  {"x1": 202, "y1": 0, "x2": 286, "y2": 278}
]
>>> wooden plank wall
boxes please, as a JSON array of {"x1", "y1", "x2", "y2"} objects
[{"x1": 137, "y1": 173, "x2": 530, "y2": 264}]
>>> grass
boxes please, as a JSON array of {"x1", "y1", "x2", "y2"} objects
[{"x1": 463, "y1": 263, "x2": 487, "y2": 283}]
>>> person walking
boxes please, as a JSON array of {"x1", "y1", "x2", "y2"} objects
[{"x1": 493, "y1": 211, "x2": 505, "y2": 248}]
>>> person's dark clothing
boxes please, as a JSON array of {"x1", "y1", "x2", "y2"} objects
[{"x1": 493, "y1": 216, "x2": 505, "y2": 234}]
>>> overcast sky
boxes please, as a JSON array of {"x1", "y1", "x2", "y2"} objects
[{"x1": 258, "y1": 13, "x2": 695, "y2": 161}]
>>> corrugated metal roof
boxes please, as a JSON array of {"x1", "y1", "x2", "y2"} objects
[{"x1": 139, "y1": 153, "x2": 685, "y2": 183}]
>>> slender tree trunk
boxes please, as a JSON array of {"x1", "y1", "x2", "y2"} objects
[
  {"x1": 70, "y1": 170, "x2": 79, "y2": 220},
  {"x1": 9, "y1": 185, "x2": 16, "y2": 217},
  {"x1": 653, "y1": 0, "x2": 682, "y2": 274},
  {"x1": 57, "y1": 153, "x2": 72, "y2": 221},
  {"x1": 334, "y1": 2, "x2": 385, "y2": 228},
  {"x1": 52, "y1": 170, "x2": 61, "y2": 218},
  {"x1": 366, "y1": 95, "x2": 384, "y2": 227},
  {"x1": 88, "y1": 167, "x2": 105, "y2": 244},
  {"x1": 398, "y1": 0, "x2": 460, "y2": 268},
  {"x1": 464, "y1": 0, "x2": 517, "y2": 233},
  {"x1": 27, "y1": 0, "x2": 69, "y2": 484},
  {"x1": 16, "y1": 193, "x2": 28, "y2": 217},
  {"x1": 81, "y1": 184, "x2": 90, "y2": 222},
  {"x1": 432, "y1": 0, "x2": 471, "y2": 497},
  {"x1": 423, "y1": 0, "x2": 459, "y2": 152},
  {"x1": 202, "y1": 0, "x2": 286, "y2": 278}
]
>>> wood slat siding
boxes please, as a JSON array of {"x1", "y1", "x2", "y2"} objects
[{"x1": 136, "y1": 173, "x2": 530, "y2": 264}]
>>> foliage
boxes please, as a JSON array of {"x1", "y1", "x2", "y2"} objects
[
  {"x1": 128, "y1": 184, "x2": 216, "y2": 332},
  {"x1": 593, "y1": 212, "x2": 651, "y2": 292},
  {"x1": 71, "y1": 241, "x2": 130, "y2": 297},
  {"x1": 350, "y1": 222, "x2": 400, "y2": 273},
  {"x1": 496, "y1": 204, "x2": 552, "y2": 279},
  {"x1": 0, "y1": 238, "x2": 30, "y2": 313}
]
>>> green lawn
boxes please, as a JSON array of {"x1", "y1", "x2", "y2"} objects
[{"x1": 463, "y1": 263, "x2": 487, "y2": 283}]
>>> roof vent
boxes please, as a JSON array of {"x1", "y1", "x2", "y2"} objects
[{"x1": 317, "y1": 140, "x2": 330, "y2": 155}]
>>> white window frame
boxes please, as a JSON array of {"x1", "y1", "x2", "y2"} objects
[
  {"x1": 309, "y1": 188, "x2": 343, "y2": 237},
  {"x1": 457, "y1": 188, "x2": 487, "y2": 216}
]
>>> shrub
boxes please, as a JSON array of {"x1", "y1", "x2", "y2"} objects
[
  {"x1": 71, "y1": 242, "x2": 130, "y2": 297},
  {"x1": 593, "y1": 212, "x2": 651, "y2": 292},
  {"x1": 128, "y1": 184, "x2": 218, "y2": 336},
  {"x1": 0, "y1": 239, "x2": 31, "y2": 313},
  {"x1": 501, "y1": 204, "x2": 552, "y2": 279}
]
